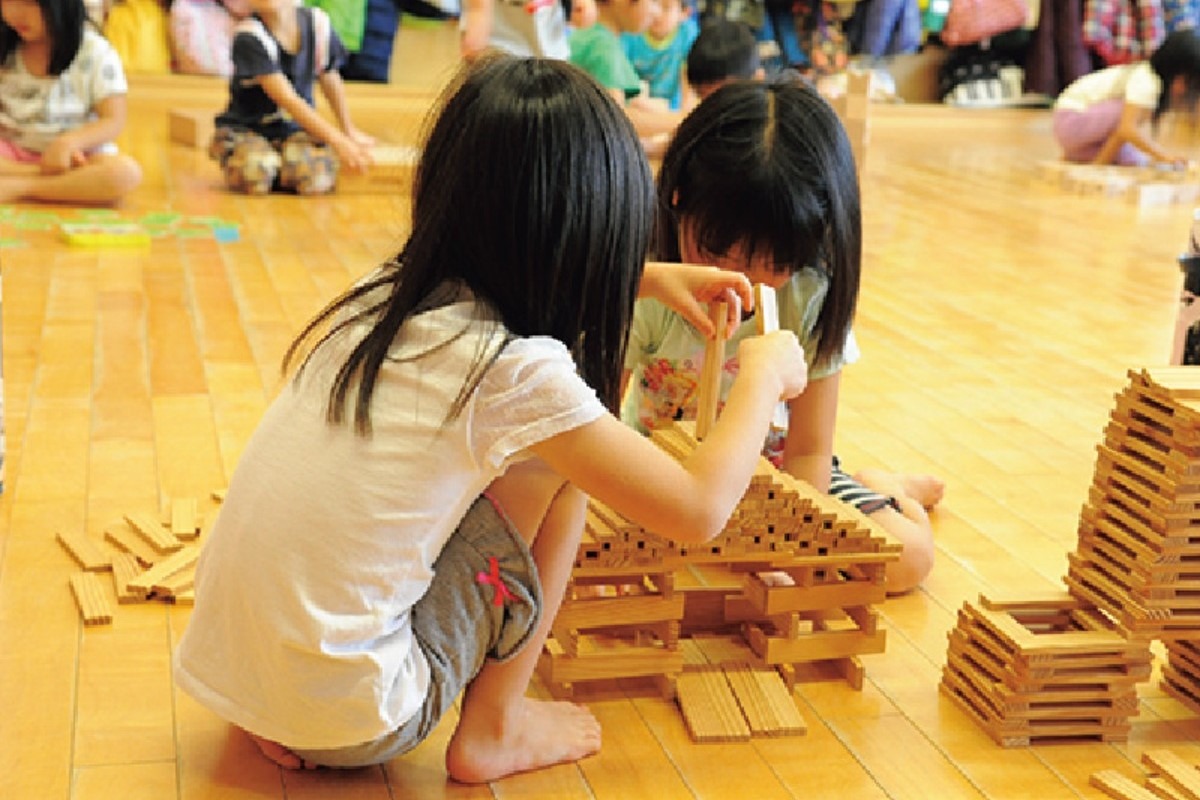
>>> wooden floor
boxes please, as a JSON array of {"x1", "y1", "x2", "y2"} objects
[{"x1": 4, "y1": 22, "x2": 1200, "y2": 799}]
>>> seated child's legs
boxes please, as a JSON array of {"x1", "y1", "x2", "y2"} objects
[
  {"x1": 288, "y1": 495, "x2": 542, "y2": 768},
  {"x1": 1052, "y1": 100, "x2": 1123, "y2": 164},
  {"x1": 278, "y1": 132, "x2": 339, "y2": 196},
  {"x1": 846, "y1": 465, "x2": 940, "y2": 594},
  {"x1": 211, "y1": 127, "x2": 281, "y2": 194}
]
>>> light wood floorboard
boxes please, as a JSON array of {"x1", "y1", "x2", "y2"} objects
[{"x1": 3, "y1": 20, "x2": 1199, "y2": 799}]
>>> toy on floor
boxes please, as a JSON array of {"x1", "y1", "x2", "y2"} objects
[{"x1": 1037, "y1": 160, "x2": 1200, "y2": 207}]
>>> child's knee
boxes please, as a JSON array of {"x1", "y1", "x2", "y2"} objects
[
  {"x1": 279, "y1": 133, "x2": 338, "y2": 195},
  {"x1": 214, "y1": 131, "x2": 280, "y2": 194},
  {"x1": 886, "y1": 526, "x2": 934, "y2": 594}
]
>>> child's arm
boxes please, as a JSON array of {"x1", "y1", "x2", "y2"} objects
[
  {"x1": 460, "y1": 0, "x2": 494, "y2": 61},
  {"x1": 256, "y1": 73, "x2": 372, "y2": 171},
  {"x1": 532, "y1": 331, "x2": 807, "y2": 543},
  {"x1": 777, "y1": 373, "x2": 840, "y2": 492},
  {"x1": 317, "y1": 70, "x2": 376, "y2": 148},
  {"x1": 39, "y1": 94, "x2": 128, "y2": 174},
  {"x1": 1094, "y1": 102, "x2": 1182, "y2": 165},
  {"x1": 609, "y1": 87, "x2": 684, "y2": 137},
  {"x1": 640, "y1": 261, "x2": 753, "y2": 337}
]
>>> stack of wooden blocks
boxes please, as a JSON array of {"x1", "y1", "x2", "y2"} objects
[
  {"x1": 830, "y1": 71, "x2": 871, "y2": 174},
  {"x1": 940, "y1": 593, "x2": 1151, "y2": 747},
  {"x1": 943, "y1": 367, "x2": 1200, "y2": 747},
  {"x1": 539, "y1": 422, "x2": 901, "y2": 741}
]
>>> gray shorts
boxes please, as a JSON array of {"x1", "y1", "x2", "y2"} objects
[{"x1": 292, "y1": 495, "x2": 543, "y2": 767}]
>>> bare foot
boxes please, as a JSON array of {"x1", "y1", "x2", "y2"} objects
[
  {"x1": 245, "y1": 730, "x2": 318, "y2": 770},
  {"x1": 900, "y1": 474, "x2": 945, "y2": 509},
  {"x1": 445, "y1": 695, "x2": 601, "y2": 784}
]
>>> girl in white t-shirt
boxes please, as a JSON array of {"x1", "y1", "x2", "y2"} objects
[
  {"x1": 174, "y1": 55, "x2": 807, "y2": 784},
  {"x1": 0, "y1": 0, "x2": 141, "y2": 204},
  {"x1": 1053, "y1": 29, "x2": 1200, "y2": 166}
]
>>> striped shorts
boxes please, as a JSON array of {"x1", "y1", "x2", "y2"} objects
[{"x1": 830, "y1": 457, "x2": 899, "y2": 515}]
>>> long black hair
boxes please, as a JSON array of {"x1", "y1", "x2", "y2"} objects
[
  {"x1": 0, "y1": 0, "x2": 88, "y2": 76},
  {"x1": 1150, "y1": 29, "x2": 1200, "y2": 123},
  {"x1": 288, "y1": 56, "x2": 656, "y2": 432},
  {"x1": 655, "y1": 75, "x2": 861, "y2": 369}
]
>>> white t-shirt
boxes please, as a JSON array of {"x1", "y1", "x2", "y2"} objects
[
  {"x1": 175, "y1": 288, "x2": 605, "y2": 750},
  {"x1": 1054, "y1": 61, "x2": 1162, "y2": 113},
  {"x1": 0, "y1": 28, "x2": 127, "y2": 153},
  {"x1": 466, "y1": 0, "x2": 570, "y2": 59}
]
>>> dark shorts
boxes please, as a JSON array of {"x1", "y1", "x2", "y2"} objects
[{"x1": 292, "y1": 495, "x2": 542, "y2": 767}]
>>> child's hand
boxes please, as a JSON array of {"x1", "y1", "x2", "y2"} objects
[
  {"x1": 333, "y1": 134, "x2": 374, "y2": 174},
  {"x1": 642, "y1": 262, "x2": 753, "y2": 336},
  {"x1": 40, "y1": 134, "x2": 85, "y2": 174},
  {"x1": 738, "y1": 330, "x2": 807, "y2": 402},
  {"x1": 345, "y1": 125, "x2": 376, "y2": 149}
]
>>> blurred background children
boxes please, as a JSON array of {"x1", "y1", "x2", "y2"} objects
[
  {"x1": 621, "y1": 0, "x2": 698, "y2": 110},
  {"x1": 0, "y1": 0, "x2": 142, "y2": 204},
  {"x1": 686, "y1": 17, "x2": 761, "y2": 100},
  {"x1": 209, "y1": 0, "x2": 374, "y2": 195}
]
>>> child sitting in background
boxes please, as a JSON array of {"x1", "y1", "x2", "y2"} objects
[
  {"x1": 1053, "y1": 29, "x2": 1200, "y2": 166},
  {"x1": 0, "y1": 0, "x2": 142, "y2": 205},
  {"x1": 621, "y1": 0, "x2": 698, "y2": 111},
  {"x1": 210, "y1": 0, "x2": 373, "y2": 195},
  {"x1": 686, "y1": 17, "x2": 761, "y2": 100},
  {"x1": 175, "y1": 55, "x2": 804, "y2": 780},
  {"x1": 570, "y1": 0, "x2": 684, "y2": 138},
  {"x1": 623, "y1": 76, "x2": 940, "y2": 594}
]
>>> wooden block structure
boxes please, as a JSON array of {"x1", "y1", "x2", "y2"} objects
[
  {"x1": 939, "y1": 593, "x2": 1151, "y2": 747},
  {"x1": 1037, "y1": 160, "x2": 1200, "y2": 208},
  {"x1": 336, "y1": 145, "x2": 420, "y2": 195},
  {"x1": 1065, "y1": 367, "x2": 1200, "y2": 639},
  {"x1": 830, "y1": 71, "x2": 871, "y2": 174},
  {"x1": 539, "y1": 421, "x2": 902, "y2": 725},
  {"x1": 168, "y1": 108, "x2": 215, "y2": 149}
]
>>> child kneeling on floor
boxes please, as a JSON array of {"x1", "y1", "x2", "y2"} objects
[{"x1": 209, "y1": 0, "x2": 373, "y2": 195}]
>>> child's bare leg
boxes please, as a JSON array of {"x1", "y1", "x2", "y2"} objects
[
  {"x1": 0, "y1": 160, "x2": 40, "y2": 176},
  {"x1": 244, "y1": 730, "x2": 317, "y2": 770},
  {"x1": 0, "y1": 154, "x2": 141, "y2": 205},
  {"x1": 445, "y1": 462, "x2": 600, "y2": 784},
  {"x1": 852, "y1": 469, "x2": 939, "y2": 594}
]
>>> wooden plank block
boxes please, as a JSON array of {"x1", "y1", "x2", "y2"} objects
[
  {"x1": 126, "y1": 545, "x2": 201, "y2": 595},
  {"x1": 169, "y1": 497, "x2": 200, "y2": 539},
  {"x1": 1090, "y1": 770, "x2": 1160, "y2": 800},
  {"x1": 336, "y1": 144, "x2": 419, "y2": 194},
  {"x1": 724, "y1": 667, "x2": 807, "y2": 736},
  {"x1": 69, "y1": 572, "x2": 114, "y2": 625},
  {"x1": 123, "y1": 512, "x2": 183, "y2": 554},
  {"x1": 1142, "y1": 750, "x2": 1200, "y2": 800},
  {"x1": 55, "y1": 530, "x2": 112, "y2": 571},
  {"x1": 675, "y1": 669, "x2": 751, "y2": 742},
  {"x1": 693, "y1": 301, "x2": 728, "y2": 440},
  {"x1": 168, "y1": 108, "x2": 214, "y2": 149},
  {"x1": 109, "y1": 551, "x2": 144, "y2": 604},
  {"x1": 153, "y1": 564, "x2": 196, "y2": 597},
  {"x1": 103, "y1": 524, "x2": 162, "y2": 567},
  {"x1": 1148, "y1": 775, "x2": 1191, "y2": 800},
  {"x1": 753, "y1": 283, "x2": 789, "y2": 430}
]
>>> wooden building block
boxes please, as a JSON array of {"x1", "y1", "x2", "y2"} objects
[
  {"x1": 168, "y1": 497, "x2": 200, "y2": 539},
  {"x1": 1090, "y1": 770, "x2": 1159, "y2": 800},
  {"x1": 126, "y1": 544, "x2": 200, "y2": 595},
  {"x1": 724, "y1": 667, "x2": 807, "y2": 736},
  {"x1": 1141, "y1": 751, "x2": 1200, "y2": 800},
  {"x1": 675, "y1": 669, "x2": 751, "y2": 742},
  {"x1": 124, "y1": 512, "x2": 183, "y2": 553},
  {"x1": 110, "y1": 551, "x2": 144, "y2": 604},
  {"x1": 337, "y1": 145, "x2": 419, "y2": 194},
  {"x1": 104, "y1": 523, "x2": 162, "y2": 566},
  {"x1": 753, "y1": 283, "x2": 789, "y2": 430},
  {"x1": 168, "y1": 108, "x2": 214, "y2": 149},
  {"x1": 69, "y1": 571, "x2": 114, "y2": 625},
  {"x1": 56, "y1": 530, "x2": 112, "y2": 571},
  {"x1": 1147, "y1": 776, "x2": 1190, "y2": 800},
  {"x1": 694, "y1": 302, "x2": 728, "y2": 440},
  {"x1": 154, "y1": 565, "x2": 196, "y2": 598}
]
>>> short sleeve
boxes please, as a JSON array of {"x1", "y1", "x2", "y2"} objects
[
  {"x1": 231, "y1": 29, "x2": 279, "y2": 79},
  {"x1": 83, "y1": 31, "x2": 127, "y2": 105},
  {"x1": 472, "y1": 337, "x2": 607, "y2": 469},
  {"x1": 1124, "y1": 62, "x2": 1162, "y2": 109},
  {"x1": 325, "y1": 24, "x2": 349, "y2": 74},
  {"x1": 625, "y1": 298, "x2": 669, "y2": 371}
]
